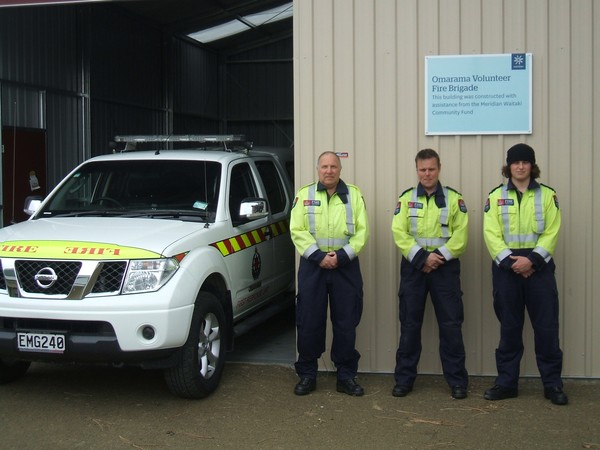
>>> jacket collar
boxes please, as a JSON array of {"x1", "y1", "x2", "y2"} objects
[
  {"x1": 416, "y1": 181, "x2": 442, "y2": 197},
  {"x1": 417, "y1": 182, "x2": 446, "y2": 208},
  {"x1": 317, "y1": 178, "x2": 349, "y2": 194},
  {"x1": 507, "y1": 178, "x2": 540, "y2": 191}
]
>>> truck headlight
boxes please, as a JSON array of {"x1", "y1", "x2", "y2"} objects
[{"x1": 122, "y1": 258, "x2": 179, "y2": 294}]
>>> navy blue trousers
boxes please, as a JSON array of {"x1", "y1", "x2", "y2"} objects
[
  {"x1": 294, "y1": 257, "x2": 363, "y2": 381},
  {"x1": 491, "y1": 255, "x2": 563, "y2": 389},
  {"x1": 394, "y1": 257, "x2": 468, "y2": 388}
]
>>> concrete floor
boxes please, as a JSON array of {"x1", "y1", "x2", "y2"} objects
[{"x1": 227, "y1": 304, "x2": 296, "y2": 365}]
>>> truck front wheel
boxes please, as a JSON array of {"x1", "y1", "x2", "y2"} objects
[{"x1": 164, "y1": 291, "x2": 228, "y2": 398}]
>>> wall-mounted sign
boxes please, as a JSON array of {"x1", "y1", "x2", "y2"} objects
[{"x1": 425, "y1": 53, "x2": 532, "y2": 135}]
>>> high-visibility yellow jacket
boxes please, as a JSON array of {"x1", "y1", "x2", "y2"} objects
[
  {"x1": 483, "y1": 179, "x2": 560, "y2": 267},
  {"x1": 391, "y1": 183, "x2": 468, "y2": 266},
  {"x1": 290, "y1": 179, "x2": 369, "y2": 263}
]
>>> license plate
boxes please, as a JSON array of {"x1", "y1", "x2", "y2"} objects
[{"x1": 17, "y1": 332, "x2": 66, "y2": 353}]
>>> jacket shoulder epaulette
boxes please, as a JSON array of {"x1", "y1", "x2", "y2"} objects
[
  {"x1": 346, "y1": 183, "x2": 362, "y2": 192},
  {"x1": 540, "y1": 183, "x2": 556, "y2": 193},
  {"x1": 297, "y1": 181, "x2": 317, "y2": 192},
  {"x1": 445, "y1": 186, "x2": 462, "y2": 196},
  {"x1": 488, "y1": 184, "x2": 504, "y2": 195},
  {"x1": 399, "y1": 187, "x2": 414, "y2": 197}
]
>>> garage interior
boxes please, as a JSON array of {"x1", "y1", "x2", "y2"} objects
[
  {"x1": 229, "y1": 299, "x2": 295, "y2": 365},
  {"x1": 0, "y1": 0, "x2": 296, "y2": 366}
]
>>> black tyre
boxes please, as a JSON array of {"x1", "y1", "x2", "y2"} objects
[
  {"x1": 0, "y1": 358, "x2": 31, "y2": 384},
  {"x1": 164, "y1": 291, "x2": 228, "y2": 399}
]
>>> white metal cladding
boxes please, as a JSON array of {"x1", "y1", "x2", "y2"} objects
[{"x1": 293, "y1": 0, "x2": 600, "y2": 378}]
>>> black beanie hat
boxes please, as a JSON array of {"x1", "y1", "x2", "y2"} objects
[{"x1": 506, "y1": 143, "x2": 536, "y2": 165}]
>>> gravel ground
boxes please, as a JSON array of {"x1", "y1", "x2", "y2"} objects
[{"x1": 0, "y1": 361, "x2": 599, "y2": 449}]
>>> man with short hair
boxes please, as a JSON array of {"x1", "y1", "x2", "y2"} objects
[
  {"x1": 290, "y1": 151, "x2": 369, "y2": 396},
  {"x1": 391, "y1": 148, "x2": 469, "y2": 399}
]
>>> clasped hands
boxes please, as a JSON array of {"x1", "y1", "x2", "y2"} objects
[
  {"x1": 319, "y1": 251, "x2": 338, "y2": 270},
  {"x1": 422, "y1": 253, "x2": 445, "y2": 273},
  {"x1": 510, "y1": 255, "x2": 535, "y2": 278}
]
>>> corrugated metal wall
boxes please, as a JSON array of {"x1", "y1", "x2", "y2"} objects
[
  {"x1": 225, "y1": 37, "x2": 294, "y2": 147},
  {"x1": 293, "y1": 0, "x2": 600, "y2": 378},
  {"x1": 0, "y1": 7, "x2": 81, "y2": 92},
  {"x1": 172, "y1": 39, "x2": 221, "y2": 134},
  {"x1": 88, "y1": 5, "x2": 166, "y2": 154},
  {"x1": 0, "y1": 6, "x2": 84, "y2": 189}
]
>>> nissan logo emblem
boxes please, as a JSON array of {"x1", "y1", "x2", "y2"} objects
[{"x1": 34, "y1": 267, "x2": 58, "y2": 289}]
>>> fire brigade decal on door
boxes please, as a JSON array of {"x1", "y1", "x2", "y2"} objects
[{"x1": 251, "y1": 249, "x2": 261, "y2": 280}]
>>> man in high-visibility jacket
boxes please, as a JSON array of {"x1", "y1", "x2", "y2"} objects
[
  {"x1": 290, "y1": 151, "x2": 369, "y2": 397},
  {"x1": 483, "y1": 143, "x2": 567, "y2": 405},
  {"x1": 391, "y1": 149, "x2": 469, "y2": 399}
]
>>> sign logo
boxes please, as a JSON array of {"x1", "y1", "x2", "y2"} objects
[{"x1": 512, "y1": 53, "x2": 526, "y2": 70}]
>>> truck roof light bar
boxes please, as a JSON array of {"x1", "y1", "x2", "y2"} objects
[
  {"x1": 111, "y1": 135, "x2": 252, "y2": 153},
  {"x1": 114, "y1": 135, "x2": 246, "y2": 143}
]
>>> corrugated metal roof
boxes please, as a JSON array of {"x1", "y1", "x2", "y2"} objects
[{"x1": 1, "y1": 0, "x2": 293, "y2": 50}]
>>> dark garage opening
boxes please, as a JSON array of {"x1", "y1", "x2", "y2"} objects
[{"x1": 228, "y1": 301, "x2": 295, "y2": 365}]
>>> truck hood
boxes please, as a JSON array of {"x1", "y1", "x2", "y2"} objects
[{"x1": 0, "y1": 217, "x2": 208, "y2": 258}]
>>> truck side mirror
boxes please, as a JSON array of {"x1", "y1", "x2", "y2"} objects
[
  {"x1": 24, "y1": 195, "x2": 44, "y2": 216},
  {"x1": 239, "y1": 198, "x2": 269, "y2": 220}
]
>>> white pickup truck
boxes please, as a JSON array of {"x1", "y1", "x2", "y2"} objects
[{"x1": 0, "y1": 135, "x2": 295, "y2": 398}]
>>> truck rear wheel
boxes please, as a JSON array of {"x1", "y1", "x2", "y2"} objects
[
  {"x1": 164, "y1": 291, "x2": 228, "y2": 398},
  {"x1": 0, "y1": 358, "x2": 31, "y2": 384}
]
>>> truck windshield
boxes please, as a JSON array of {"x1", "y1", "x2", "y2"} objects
[{"x1": 38, "y1": 160, "x2": 221, "y2": 220}]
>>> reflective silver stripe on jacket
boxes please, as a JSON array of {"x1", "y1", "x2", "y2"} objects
[
  {"x1": 344, "y1": 190, "x2": 354, "y2": 235},
  {"x1": 307, "y1": 184, "x2": 317, "y2": 236},
  {"x1": 410, "y1": 187, "x2": 450, "y2": 249},
  {"x1": 307, "y1": 183, "x2": 353, "y2": 250},
  {"x1": 500, "y1": 185, "x2": 544, "y2": 245}
]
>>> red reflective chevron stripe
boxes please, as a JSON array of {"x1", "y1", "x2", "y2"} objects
[{"x1": 210, "y1": 219, "x2": 289, "y2": 256}]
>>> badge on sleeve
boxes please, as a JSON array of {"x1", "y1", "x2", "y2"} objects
[
  {"x1": 458, "y1": 199, "x2": 467, "y2": 213},
  {"x1": 394, "y1": 201, "x2": 401, "y2": 215},
  {"x1": 484, "y1": 198, "x2": 490, "y2": 213},
  {"x1": 292, "y1": 197, "x2": 298, "y2": 209},
  {"x1": 553, "y1": 194, "x2": 559, "y2": 209}
]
